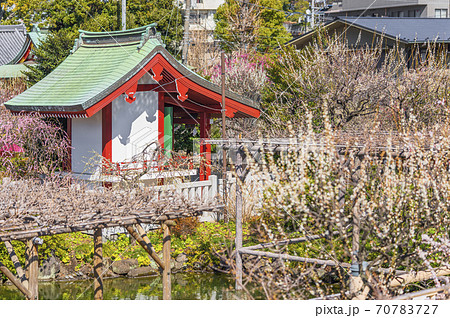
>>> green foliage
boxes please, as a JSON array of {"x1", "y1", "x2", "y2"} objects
[
  {"x1": 173, "y1": 124, "x2": 197, "y2": 154},
  {"x1": 214, "y1": 0, "x2": 292, "y2": 52},
  {"x1": 284, "y1": 0, "x2": 308, "y2": 23},
  {"x1": 0, "y1": 221, "x2": 251, "y2": 281},
  {"x1": 0, "y1": 153, "x2": 28, "y2": 178},
  {"x1": 24, "y1": 29, "x2": 75, "y2": 86},
  {"x1": 126, "y1": 0, "x2": 183, "y2": 54},
  {"x1": 0, "y1": 233, "x2": 88, "y2": 279},
  {"x1": 1, "y1": 0, "x2": 43, "y2": 28}
]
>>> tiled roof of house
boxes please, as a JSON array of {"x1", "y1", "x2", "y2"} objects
[
  {"x1": 289, "y1": 17, "x2": 450, "y2": 48},
  {"x1": 28, "y1": 26, "x2": 47, "y2": 48},
  {"x1": 0, "y1": 64, "x2": 28, "y2": 79},
  {"x1": 338, "y1": 17, "x2": 450, "y2": 43},
  {"x1": 0, "y1": 24, "x2": 30, "y2": 65}
]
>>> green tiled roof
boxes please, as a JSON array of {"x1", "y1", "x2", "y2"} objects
[
  {"x1": 28, "y1": 26, "x2": 47, "y2": 48},
  {"x1": 5, "y1": 24, "x2": 260, "y2": 116},
  {"x1": 0, "y1": 63, "x2": 27, "y2": 78},
  {"x1": 5, "y1": 24, "x2": 161, "y2": 113}
]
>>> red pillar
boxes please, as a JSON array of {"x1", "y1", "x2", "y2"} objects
[
  {"x1": 102, "y1": 103, "x2": 112, "y2": 164},
  {"x1": 66, "y1": 118, "x2": 72, "y2": 171},
  {"x1": 102, "y1": 103, "x2": 112, "y2": 187},
  {"x1": 158, "y1": 92, "x2": 165, "y2": 149},
  {"x1": 157, "y1": 92, "x2": 165, "y2": 185},
  {"x1": 199, "y1": 112, "x2": 211, "y2": 181}
]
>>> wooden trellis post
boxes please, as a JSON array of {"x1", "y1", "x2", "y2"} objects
[
  {"x1": 4, "y1": 241, "x2": 27, "y2": 288},
  {"x1": 93, "y1": 228, "x2": 104, "y2": 300},
  {"x1": 0, "y1": 260, "x2": 32, "y2": 299},
  {"x1": 126, "y1": 224, "x2": 165, "y2": 270},
  {"x1": 162, "y1": 220, "x2": 174, "y2": 300},
  {"x1": 26, "y1": 238, "x2": 41, "y2": 300}
]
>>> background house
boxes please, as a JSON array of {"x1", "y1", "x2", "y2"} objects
[
  {"x1": 181, "y1": 0, "x2": 224, "y2": 69},
  {"x1": 289, "y1": 16, "x2": 450, "y2": 66},
  {"x1": 0, "y1": 25, "x2": 46, "y2": 80},
  {"x1": 327, "y1": 0, "x2": 450, "y2": 18}
]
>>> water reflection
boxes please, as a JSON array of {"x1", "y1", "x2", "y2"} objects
[{"x1": 0, "y1": 273, "x2": 253, "y2": 300}]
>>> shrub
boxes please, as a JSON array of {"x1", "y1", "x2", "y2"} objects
[
  {"x1": 238, "y1": 119, "x2": 450, "y2": 299},
  {"x1": 0, "y1": 109, "x2": 70, "y2": 179},
  {"x1": 262, "y1": 34, "x2": 450, "y2": 134}
]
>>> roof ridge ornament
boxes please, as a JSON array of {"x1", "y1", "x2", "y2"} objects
[
  {"x1": 70, "y1": 33, "x2": 84, "y2": 54},
  {"x1": 137, "y1": 26, "x2": 158, "y2": 50}
]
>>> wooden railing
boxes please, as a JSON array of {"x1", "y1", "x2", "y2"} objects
[{"x1": 102, "y1": 175, "x2": 222, "y2": 238}]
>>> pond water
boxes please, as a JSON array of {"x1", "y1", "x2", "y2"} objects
[{"x1": 0, "y1": 273, "x2": 257, "y2": 300}]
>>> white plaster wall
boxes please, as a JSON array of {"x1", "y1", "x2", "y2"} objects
[
  {"x1": 138, "y1": 72, "x2": 158, "y2": 85},
  {"x1": 111, "y1": 91, "x2": 159, "y2": 163},
  {"x1": 72, "y1": 111, "x2": 102, "y2": 174}
]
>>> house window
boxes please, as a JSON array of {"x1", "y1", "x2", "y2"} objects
[{"x1": 435, "y1": 9, "x2": 448, "y2": 18}]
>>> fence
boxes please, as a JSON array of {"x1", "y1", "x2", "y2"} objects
[{"x1": 102, "y1": 175, "x2": 224, "y2": 238}]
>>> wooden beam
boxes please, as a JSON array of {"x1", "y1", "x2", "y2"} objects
[
  {"x1": 390, "y1": 267, "x2": 450, "y2": 288},
  {"x1": 125, "y1": 225, "x2": 165, "y2": 270},
  {"x1": 27, "y1": 239, "x2": 39, "y2": 300},
  {"x1": 0, "y1": 208, "x2": 208, "y2": 241},
  {"x1": 393, "y1": 283, "x2": 450, "y2": 300},
  {"x1": 4, "y1": 241, "x2": 27, "y2": 288},
  {"x1": 239, "y1": 248, "x2": 351, "y2": 268},
  {"x1": 136, "y1": 84, "x2": 159, "y2": 91},
  {"x1": 93, "y1": 228, "x2": 103, "y2": 300},
  {"x1": 165, "y1": 95, "x2": 219, "y2": 113},
  {"x1": 244, "y1": 231, "x2": 341, "y2": 250},
  {"x1": 173, "y1": 110, "x2": 197, "y2": 117},
  {"x1": 162, "y1": 221, "x2": 173, "y2": 300},
  {"x1": 174, "y1": 118, "x2": 198, "y2": 125},
  {"x1": 0, "y1": 260, "x2": 32, "y2": 300},
  {"x1": 140, "y1": 83, "x2": 177, "y2": 93}
]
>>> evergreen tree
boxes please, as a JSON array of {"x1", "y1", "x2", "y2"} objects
[{"x1": 23, "y1": 30, "x2": 74, "y2": 86}]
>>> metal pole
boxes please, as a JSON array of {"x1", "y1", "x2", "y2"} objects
[
  {"x1": 221, "y1": 52, "x2": 228, "y2": 221},
  {"x1": 182, "y1": 0, "x2": 191, "y2": 64},
  {"x1": 121, "y1": 0, "x2": 126, "y2": 30},
  {"x1": 235, "y1": 147, "x2": 243, "y2": 290},
  {"x1": 311, "y1": 0, "x2": 315, "y2": 29}
]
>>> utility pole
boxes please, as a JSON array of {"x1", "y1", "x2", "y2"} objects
[
  {"x1": 221, "y1": 52, "x2": 228, "y2": 221},
  {"x1": 182, "y1": 0, "x2": 191, "y2": 64},
  {"x1": 122, "y1": 0, "x2": 126, "y2": 30},
  {"x1": 311, "y1": 0, "x2": 315, "y2": 29}
]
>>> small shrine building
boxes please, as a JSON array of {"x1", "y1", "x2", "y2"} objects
[{"x1": 5, "y1": 24, "x2": 260, "y2": 181}]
